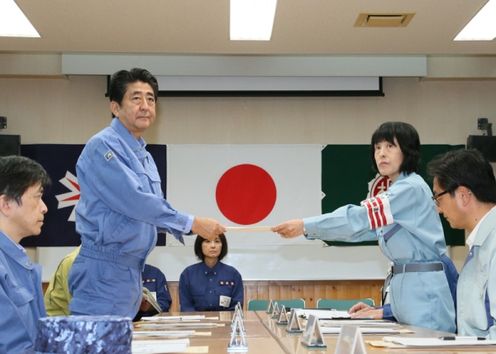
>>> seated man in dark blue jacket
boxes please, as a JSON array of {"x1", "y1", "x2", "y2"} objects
[{"x1": 135, "y1": 264, "x2": 172, "y2": 319}]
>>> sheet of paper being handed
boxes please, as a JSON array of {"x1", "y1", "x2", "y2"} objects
[{"x1": 225, "y1": 226, "x2": 273, "y2": 232}]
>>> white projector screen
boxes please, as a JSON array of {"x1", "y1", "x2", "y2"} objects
[{"x1": 155, "y1": 76, "x2": 383, "y2": 96}]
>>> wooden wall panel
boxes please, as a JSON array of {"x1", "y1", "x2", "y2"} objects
[
  {"x1": 43, "y1": 279, "x2": 384, "y2": 313},
  {"x1": 167, "y1": 279, "x2": 383, "y2": 312}
]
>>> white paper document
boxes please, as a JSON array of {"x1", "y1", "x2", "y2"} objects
[
  {"x1": 134, "y1": 322, "x2": 224, "y2": 330},
  {"x1": 142, "y1": 287, "x2": 162, "y2": 313},
  {"x1": 225, "y1": 226, "x2": 272, "y2": 232},
  {"x1": 382, "y1": 336, "x2": 496, "y2": 348},
  {"x1": 133, "y1": 330, "x2": 199, "y2": 338},
  {"x1": 140, "y1": 315, "x2": 207, "y2": 321},
  {"x1": 133, "y1": 330, "x2": 211, "y2": 338},
  {"x1": 132, "y1": 338, "x2": 189, "y2": 353},
  {"x1": 295, "y1": 309, "x2": 351, "y2": 319},
  {"x1": 320, "y1": 319, "x2": 398, "y2": 327},
  {"x1": 321, "y1": 327, "x2": 407, "y2": 335}
]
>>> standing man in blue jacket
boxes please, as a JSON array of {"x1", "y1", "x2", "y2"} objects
[
  {"x1": 69, "y1": 68, "x2": 226, "y2": 318},
  {"x1": 0, "y1": 156, "x2": 51, "y2": 352}
]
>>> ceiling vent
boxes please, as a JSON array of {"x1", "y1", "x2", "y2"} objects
[{"x1": 355, "y1": 13, "x2": 414, "y2": 27}]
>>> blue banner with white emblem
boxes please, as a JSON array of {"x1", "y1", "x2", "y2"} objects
[{"x1": 19, "y1": 144, "x2": 167, "y2": 247}]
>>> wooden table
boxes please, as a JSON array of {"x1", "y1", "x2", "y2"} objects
[
  {"x1": 137, "y1": 311, "x2": 496, "y2": 354},
  {"x1": 186, "y1": 311, "x2": 287, "y2": 354},
  {"x1": 254, "y1": 311, "x2": 496, "y2": 354}
]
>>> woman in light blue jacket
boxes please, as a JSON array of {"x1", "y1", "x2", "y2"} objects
[{"x1": 273, "y1": 122, "x2": 457, "y2": 333}]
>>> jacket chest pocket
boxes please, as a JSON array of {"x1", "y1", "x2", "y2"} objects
[
  {"x1": 138, "y1": 169, "x2": 162, "y2": 196},
  {"x1": 5, "y1": 283, "x2": 35, "y2": 323},
  {"x1": 218, "y1": 280, "x2": 235, "y2": 295},
  {"x1": 475, "y1": 264, "x2": 489, "y2": 300}
]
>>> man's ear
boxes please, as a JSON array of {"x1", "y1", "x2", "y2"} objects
[
  {"x1": 0, "y1": 195, "x2": 13, "y2": 216},
  {"x1": 110, "y1": 101, "x2": 120, "y2": 117},
  {"x1": 457, "y1": 186, "x2": 473, "y2": 207}
]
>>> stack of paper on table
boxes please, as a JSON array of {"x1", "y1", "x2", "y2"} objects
[
  {"x1": 320, "y1": 319, "x2": 399, "y2": 327},
  {"x1": 319, "y1": 327, "x2": 411, "y2": 335},
  {"x1": 294, "y1": 309, "x2": 351, "y2": 319},
  {"x1": 291, "y1": 310, "x2": 403, "y2": 335},
  {"x1": 140, "y1": 315, "x2": 215, "y2": 321},
  {"x1": 134, "y1": 322, "x2": 224, "y2": 330},
  {"x1": 317, "y1": 318, "x2": 408, "y2": 335},
  {"x1": 132, "y1": 338, "x2": 190, "y2": 353},
  {"x1": 135, "y1": 314, "x2": 222, "y2": 330},
  {"x1": 133, "y1": 330, "x2": 212, "y2": 338}
]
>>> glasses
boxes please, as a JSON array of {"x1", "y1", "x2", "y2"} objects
[{"x1": 432, "y1": 190, "x2": 450, "y2": 206}]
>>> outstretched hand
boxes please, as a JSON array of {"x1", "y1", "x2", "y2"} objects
[
  {"x1": 191, "y1": 217, "x2": 226, "y2": 241},
  {"x1": 349, "y1": 302, "x2": 383, "y2": 319},
  {"x1": 271, "y1": 219, "x2": 305, "y2": 238}
]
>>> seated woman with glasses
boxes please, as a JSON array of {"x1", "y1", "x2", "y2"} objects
[
  {"x1": 272, "y1": 121, "x2": 458, "y2": 333},
  {"x1": 179, "y1": 234, "x2": 243, "y2": 312}
]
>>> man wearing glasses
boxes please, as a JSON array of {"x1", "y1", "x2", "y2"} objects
[{"x1": 428, "y1": 149, "x2": 496, "y2": 338}]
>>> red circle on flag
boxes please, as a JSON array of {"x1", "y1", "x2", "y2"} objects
[{"x1": 215, "y1": 164, "x2": 277, "y2": 225}]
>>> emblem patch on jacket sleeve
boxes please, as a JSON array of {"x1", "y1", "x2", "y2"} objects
[{"x1": 104, "y1": 150, "x2": 114, "y2": 161}]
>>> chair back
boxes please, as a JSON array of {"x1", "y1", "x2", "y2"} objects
[
  {"x1": 276, "y1": 298, "x2": 305, "y2": 310},
  {"x1": 316, "y1": 298, "x2": 375, "y2": 311},
  {"x1": 247, "y1": 299, "x2": 270, "y2": 311},
  {"x1": 247, "y1": 298, "x2": 305, "y2": 311}
]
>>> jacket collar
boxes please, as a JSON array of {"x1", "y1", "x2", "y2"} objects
[
  {"x1": 472, "y1": 206, "x2": 496, "y2": 247},
  {"x1": 110, "y1": 118, "x2": 148, "y2": 160},
  {"x1": 0, "y1": 231, "x2": 34, "y2": 270},
  {"x1": 200, "y1": 261, "x2": 222, "y2": 274}
]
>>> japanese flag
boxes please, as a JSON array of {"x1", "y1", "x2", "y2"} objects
[{"x1": 167, "y1": 144, "x2": 322, "y2": 246}]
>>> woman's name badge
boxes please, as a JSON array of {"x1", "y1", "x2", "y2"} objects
[{"x1": 220, "y1": 295, "x2": 232, "y2": 308}]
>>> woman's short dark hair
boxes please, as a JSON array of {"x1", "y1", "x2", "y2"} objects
[
  {"x1": 427, "y1": 148, "x2": 496, "y2": 203},
  {"x1": 108, "y1": 68, "x2": 159, "y2": 105},
  {"x1": 371, "y1": 121, "x2": 420, "y2": 174},
  {"x1": 0, "y1": 155, "x2": 51, "y2": 204},
  {"x1": 194, "y1": 234, "x2": 228, "y2": 261}
]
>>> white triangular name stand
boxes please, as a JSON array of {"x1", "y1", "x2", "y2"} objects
[
  {"x1": 334, "y1": 325, "x2": 367, "y2": 354},
  {"x1": 286, "y1": 308, "x2": 303, "y2": 333},
  {"x1": 234, "y1": 302, "x2": 244, "y2": 320},
  {"x1": 227, "y1": 311, "x2": 248, "y2": 352},
  {"x1": 266, "y1": 300, "x2": 274, "y2": 314},
  {"x1": 231, "y1": 306, "x2": 246, "y2": 334},
  {"x1": 301, "y1": 314, "x2": 327, "y2": 348},
  {"x1": 271, "y1": 302, "x2": 281, "y2": 319},
  {"x1": 276, "y1": 305, "x2": 289, "y2": 325}
]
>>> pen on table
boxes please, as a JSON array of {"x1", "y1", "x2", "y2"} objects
[
  {"x1": 439, "y1": 336, "x2": 486, "y2": 340},
  {"x1": 318, "y1": 317, "x2": 373, "y2": 321}
]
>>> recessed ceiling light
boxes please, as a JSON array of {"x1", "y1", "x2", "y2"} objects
[
  {"x1": 230, "y1": 0, "x2": 277, "y2": 41},
  {"x1": 355, "y1": 13, "x2": 415, "y2": 27},
  {"x1": 455, "y1": 0, "x2": 496, "y2": 41},
  {"x1": 0, "y1": 0, "x2": 40, "y2": 38}
]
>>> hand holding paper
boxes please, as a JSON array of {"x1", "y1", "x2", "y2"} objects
[
  {"x1": 271, "y1": 219, "x2": 305, "y2": 238},
  {"x1": 191, "y1": 217, "x2": 226, "y2": 240},
  {"x1": 141, "y1": 287, "x2": 162, "y2": 314}
]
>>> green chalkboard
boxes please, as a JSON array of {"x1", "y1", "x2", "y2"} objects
[{"x1": 321, "y1": 144, "x2": 465, "y2": 246}]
